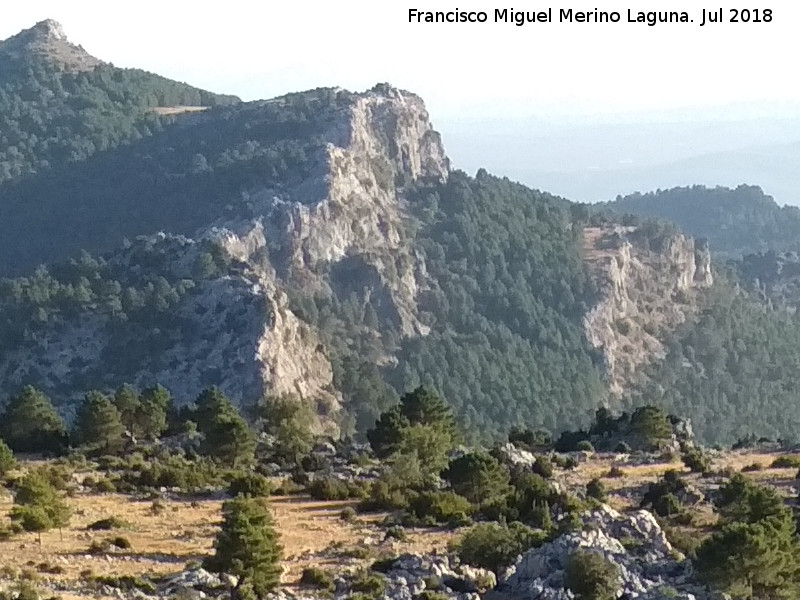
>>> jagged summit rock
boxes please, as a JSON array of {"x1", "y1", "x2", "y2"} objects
[{"x1": 0, "y1": 19, "x2": 103, "y2": 71}]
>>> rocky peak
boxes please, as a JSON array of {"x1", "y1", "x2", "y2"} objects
[
  {"x1": 583, "y1": 225, "x2": 713, "y2": 397},
  {"x1": 0, "y1": 19, "x2": 103, "y2": 71}
]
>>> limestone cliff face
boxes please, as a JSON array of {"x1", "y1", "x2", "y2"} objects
[
  {"x1": 0, "y1": 86, "x2": 448, "y2": 430},
  {"x1": 583, "y1": 226, "x2": 713, "y2": 397},
  {"x1": 222, "y1": 86, "x2": 448, "y2": 337}
]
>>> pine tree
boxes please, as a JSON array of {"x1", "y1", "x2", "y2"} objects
[
  {"x1": 113, "y1": 384, "x2": 141, "y2": 434},
  {"x1": 195, "y1": 388, "x2": 254, "y2": 468},
  {"x1": 256, "y1": 394, "x2": 315, "y2": 462},
  {"x1": 74, "y1": 391, "x2": 126, "y2": 455},
  {"x1": 203, "y1": 497, "x2": 282, "y2": 598},
  {"x1": 695, "y1": 513, "x2": 800, "y2": 599},
  {"x1": 0, "y1": 386, "x2": 67, "y2": 454},
  {"x1": 444, "y1": 451, "x2": 511, "y2": 506},
  {"x1": 0, "y1": 438, "x2": 16, "y2": 478},
  {"x1": 565, "y1": 550, "x2": 621, "y2": 600},
  {"x1": 367, "y1": 386, "x2": 460, "y2": 460},
  {"x1": 136, "y1": 384, "x2": 171, "y2": 440},
  {"x1": 11, "y1": 472, "x2": 71, "y2": 546}
]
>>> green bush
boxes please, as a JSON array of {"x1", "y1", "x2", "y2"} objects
[
  {"x1": 87, "y1": 517, "x2": 128, "y2": 531},
  {"x1": 564, "y1": 550, "x2": 620, "y2": 600},
  {"x1": 91, "y1": 575, "x2": 156, "y2": 594},
  {"x1": 770, "y1": 455, "x2": 800, "y2": 469},
  {"x1": 532, "y1": 456, "x2": 554, "y2": 478},
  {"x1": 349, "y1": 570, "x2": 387, "y2": 597},
  {"x1": 228, "y1": 473, "x2": 272, "y2": 498},
  {"x1": 407, "y1": 491, "x2": 475, "y2": 525},
  {"x1": 586, "y1": 478, "x2": 607, "y2": 502},
  {"x1": 307, "y1": 476, "x2": 367, "y2": 501},
  {"x1": 741, "y1": 463, "x2": 763, "y2": 472},
  {"x1": 110, "y1": 536, "x2": 131, "y2": 549},
  {"x1": 299, "y1": 567, "x2": 335, "y2": 592},
  {"x1": 640, "y1": 470, "x2": 689, "y2": 517},
  {"x1": 454, "y1": 522, "x2": 546, "y2": 574},
  {"x1": 444, "y1": 452, "x2": 510, "y2": 507},
  {"x1": 576, "y1": 440, "x2": 595, "y2": 452},
  {"x1": 0, "y1": 438, "x2": 16, "y2": 478},
  {"x1": 682, "y1": 446, "x2": 711, "y2": 473},
  {"x1": 92, "y1": 477, "x2": 117, "y2": 493},
  {"x1": 340, "y1": 507, "x2": 357, "y2": 522},
  {"x1": 384, "y1": 526, "x2": 407, "y2": 541}
]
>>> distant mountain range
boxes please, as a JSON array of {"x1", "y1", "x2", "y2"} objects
[{"x1": 441, "y1": 113, "x2": 800, "y2": 206}]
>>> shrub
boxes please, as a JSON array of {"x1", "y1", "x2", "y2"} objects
[
  {"x1": 370, "y1": 557, "x2": 398, "y2": 573},
  {"x1": 228, "y1": 473, "x2": 271, "y2": 498},
  {"x1": 0, "y1": 439, "x2": 16, "y2": 478},
  {"x1": 417, "y1": 592, "x2": 451, "y2": 600},
  {"x1": 299, "y1": 567, "x2": 335, "y2": 592},
  {"x1": 770, "y1": 455, "x2": 800, "y2": 469},
  {"x1": 307, "y1": 476, "x2": 367, "y2": 501},
  {"x1": 407, "y1": 491, "x2": 475, "y2": 525},
  {"x1": 532, "y1": 456, "x2": 554, "y2": 478},
  {"x1": 505, "y1": 472, "x2": 556, "y2": 525},
  {"x1": 454, "y1": 522, "x2": 546, "y2": 573},
  {"x1": 741, "y1": 463, "x2": 763, "y2": 472},
  {"x1": 576, "y1": 440, "x2": 595, "y2": 452},
  {"x1": 586, "y1": 478, "x2": 608, "y2": 502},
  {"x1": 682, "y1": 446, "x2": 711, "y2": 473},
  {"x1": 564, "y1": 550, "x2": 620, "y2": 600},
  {"x1": 714, "y1": 473, "x2": 788, "y2": 524},
  {"x1": 614, "y1": 441, "x2": 632, "y2": 453},
  {"x1": 127, "y1": 455, "x2": 223, "y2": 492},
  {"x1": 384, "y1": 526, "x2": 407, "y2": 541},
  {"x1": 110, "y1": 536, "x2": 131, "y2": 549},
  {"x1": 349, "y1": 570, "x2": 387, "y2": 596},
  {"x1": 87, "y1": 517, "x2": 128, "y2": 531},
  {"x1": 91, "y1": 575, "x2": 156, "y2": 594},
  {"x1": 605, "y1": 465, "x2": 625, "y2": 478},
  {"x1": 640, "y1": 470, "x2": 689, "y2": 517},
  {"x1": 92, "y1": 477, "x2": 117, "y2": 493},
  {"x1": 444, "y1": 452, "x2": 511, "y2": 507},
  {"x1": 340, "y1": 507, "x2": 357, "y2": 522},
  {"x1": 88, "y1": 539, "x2": 112, "y2": 555}
]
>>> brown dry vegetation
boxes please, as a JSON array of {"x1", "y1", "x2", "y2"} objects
[
  {"x1": 0, "y1": 482, "x2": 457, "y2": 594},
  {"x1": 1, "y1": 449, "x2": 797, "y2": 597},
  {"x1": 150, "y1": 106, "x2": 209, "y2": 116}
]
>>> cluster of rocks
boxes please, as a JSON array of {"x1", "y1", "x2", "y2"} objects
[
  {"x1": 260, "y1": 437, "x2": 383, "y2": 482},
  {"x1": 84, "y1": 504, "x2": 726, "y2": 600},
  {"x1": 488, "y1": 505, "x2": 723, "y2": 600}
]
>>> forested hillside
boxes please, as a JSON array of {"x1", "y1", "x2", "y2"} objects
[
  {"x1": 0, "y1": 20, "x2": 238, "y2": 188},
  {"x1": 0, "y1": 88, "x2": 350, "y2": 275},
  {"x1": 293, "y1": 170, "x2": 607, "y2": 439},
  {"x1": 626, "y1": 275, "x2": 800, "y2": 444},
  {"x1": 6, "y1": 21, "x2": 800, "y2": 446},
  {"x1": 604, "y1": 185, "x2": 800, "y2": 258}
]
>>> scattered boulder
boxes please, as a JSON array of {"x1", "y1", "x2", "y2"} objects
[{"x1": 487, "y1": 505, "x2": 712, "y2": 600}]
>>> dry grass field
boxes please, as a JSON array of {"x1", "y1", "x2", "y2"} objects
[
  {"x1": 150, "y1": 106, "x2": 209, "y2": 116},
  {"x1": 0, "y1": 484, "x2": 458, "y2": 596},
  {"x1": 0, "y1": 448, "x2": 797, "y2": 598}
]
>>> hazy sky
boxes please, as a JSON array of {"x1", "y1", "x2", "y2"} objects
[{"x1": 4, "y1": 1, "x2": 800, "y2": 122}]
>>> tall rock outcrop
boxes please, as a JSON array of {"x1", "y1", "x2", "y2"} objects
[
  {"x1": 0, "y1": 19, "x2": 103, "y2": 71},
  {"x1": 0, "y1": 86, "x2": 449, "y2": 429},
  {"x1": 583, "y1": 226, "x2": 713, "y2": 397}
]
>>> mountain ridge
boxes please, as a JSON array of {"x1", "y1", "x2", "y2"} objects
[
  {"x1": 0, "y1": 19, "x2": 103, "y2": 72},
  {"x1": 4, "y1": 21, "x2": 800, "y2": 444}
]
